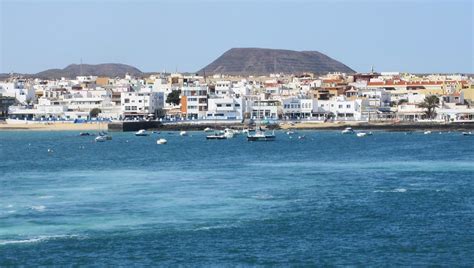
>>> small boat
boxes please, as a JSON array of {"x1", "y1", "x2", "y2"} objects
[
  {"x1": 152, "y1": 131, "x2": 161, "y2": 134},
  {"x1": 203, "y1": 127, "x2": 213, "y2": 133},
  {"x1": 356, "y1": 132, "x2": 367, "y2": 137},
  {"x1": 341, "y1": 127, "x2": 355, "y2": 134},
  {"x1": 97, "y1": 131, "x2": 112, "y2": 140},
  {"x1": 247, "y1": 130, "x2": 276, "y2": 141},
  {"x1": 424, "y1": 131, "x2": 432, "y2": 135},
  {"x1": 287, "y1": 131, "x2": 295, "y2": 135},
  {"x1": 180, "y1": 131, "x2": 188, "y2": 136},
  {"x1": 223, "y1": 129, "x2": 235, "y2": 139},
  {"x1": 135, "y1": 129, "x2": 149, "y2": 136},
  {"x1": 156, "y1": 138, "x2": 167, "y2": 144},
  {"x1": 206, "y1": 133, "x2": 226, "y2": 140},
  {"x1": 462, "y1": 131, "x2": 473, "y2": 136},
  {"x1": 79, "y1": 132, "x2": 91, "y2": 136},
  {"x1": 95, "y1": 135, "x2": 108, "y2": 142},
  {"x1": 298, "y1": 135, "x2": 306, "y2": 140}
]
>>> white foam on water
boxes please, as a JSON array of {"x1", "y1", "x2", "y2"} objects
[
  {"x1": 194, "y1": 224, "x2": 235, "y2": 231},
  {"x1": 30, "y1": 205, "x2": 46, "y2": 212},
  {"x1": 37, "y1": 195, "x2": 54, "y2": 199},
  {"x1": 393, "y1": 188, "x2": 407, "y2": 193},
  {"x1": 0, "y1": 234, "x2": 79, "y2": 246},
  {"x1": 252, "y1": 194, "x2": 274, "y2": 200},
  {"x1": 374, "y1": 188, "x2": 407, "y2": 193}
]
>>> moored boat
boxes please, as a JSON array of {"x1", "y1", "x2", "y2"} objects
[
  {"x1": 156, "y1": 138, "x2": 167, "y2": 144},
  {"x1": 95, "y1": 135, "x2": 108, "y2": 142},
  {"x1": 135, "y1": 129, "x2": 149, "y2": 136},
  {"x1": 247, "y1": 130, "x2": 276, "y2": 141},
  {"x1": 341, "y1": 127, "x2": 355, "y2": 134}
]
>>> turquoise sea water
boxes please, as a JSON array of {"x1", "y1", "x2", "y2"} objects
[{"x1": 0, "y1": 130, "x2": 473, "y2": 265}]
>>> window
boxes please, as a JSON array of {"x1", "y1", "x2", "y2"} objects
[
  {"x1": 124, "y1": 99, "x2": 130, "y2": 103},
  {"x1": 339, "y1": 105, "x2": 343, "y2": 108},
  {"x1": 235, "y1": 104, "x2": 240, "y2": 107},
  {"x1": 217, "y1": 104, "x2": 222, "y2": 107},
  {"x1": 347, "y1": 105, "x2": 351, "y2": 108},
  {"x1": 226, "y1": 104, "x2": 231, "y2": 107}
]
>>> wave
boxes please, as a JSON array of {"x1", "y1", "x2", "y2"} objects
[
  {"x1": 194, "y1": 224, "x2": 235, "y2": 231},
  {"x1": 0, "y1": 234, "x2": 79, "y2": 246},
  {"x1": 252, "y1": 194, "x2": 274, "y2": 200},
  {"x1": 29, "y1": 205, "x2": 46, "y2": 212},
  {"x1": 37, "y1": 195, "x2": 54, "y2": 199},
  {"x1": 374, "y1": 188, "x2": 407, "y2": 193}
]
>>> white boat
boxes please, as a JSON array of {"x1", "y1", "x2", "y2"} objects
[
  {"x1": 462, "y1": 131, "x2": 473, "y2": 136},
  {"x1": 286, "y1": 131, "x2": 295, "y2": 135},
  {"x1": 424, "y1": 131, "x2": 432, "y2": 135},
  {"x1": 203, "y1": 127, "x2": 213, "y2": 133},
  {"x1": 95, "y1": 135, "x2": 108, "y2": 142},
  {"x1": 247, "y1": 98, "x2": 276, "y2": 142},
  {"x1": 135, "y1": 129, "x2": 149, "y2": 136},
  {"x1": 341, "y1": 127, "x2": 355, "y2": 134},
  {"x1": 206, "y1": 133, "x2": 226, "y2": 140},
  {"x1": 156, "y1": 138, "x2": 167, "y2": 144},
  {"x1": 224, "y1": 130, "x2": 234, "y2": 139},
  {"x1": 247, "y1": 129, "x2": 276, "y2": 141},
  {"x1": 180, "y1": 131, "x2": 188, "y2": 136},
  {"x1": 356, "y1": 132, "x2": 367, "y2": 137}
]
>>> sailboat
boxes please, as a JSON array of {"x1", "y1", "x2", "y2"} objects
[
  {"x1": 247, "y1": 99, "x2": 276, "y2": 141},
  {"x1": 95, "y1": 118, "x2": 112, "y2": 142}
]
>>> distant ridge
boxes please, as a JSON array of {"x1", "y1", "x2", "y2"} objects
[
  {"x1": 198, "y1": 48, "x2": 355, "y2": 75},
  {"x1": 35, "y1": 63, "x2": 143, "y2": 79}
]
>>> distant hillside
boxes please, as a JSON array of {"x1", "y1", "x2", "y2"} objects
[
  {"x1": 198, "y1": 48, "x2": 355, "y2": 75},
  {"x1": 34, "y1": 63, "x2": 143, "y2": 79}
]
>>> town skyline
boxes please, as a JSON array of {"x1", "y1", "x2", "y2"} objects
[{"x1": 1, "y1": 0, "x2": 473, "y2": 74}]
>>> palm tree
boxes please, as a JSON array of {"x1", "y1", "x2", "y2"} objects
[{"x1": 418, "y1": 95, "x2": 439, "y2": 119}]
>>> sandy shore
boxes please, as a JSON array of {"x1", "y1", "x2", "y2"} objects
[{"x1": 0, "y1": 122, "x2": 106, "y2": 131}]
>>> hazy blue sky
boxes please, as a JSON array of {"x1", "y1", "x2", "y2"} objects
[{"x1": 1, "y1": 0, "x2": 473, "y2": 74}]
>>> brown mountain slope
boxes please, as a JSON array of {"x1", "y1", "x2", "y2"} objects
[{"x1": 198, "y1": 48, "x2": 355, "y2": 75}]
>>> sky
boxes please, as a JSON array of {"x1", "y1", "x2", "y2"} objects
[{"x1": 0, "y1": 0, "x2": 473, "y2": 74}]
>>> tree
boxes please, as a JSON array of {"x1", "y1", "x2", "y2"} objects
[
  {"x1": 418, "y1": 95, "x2": 439, "y2": 119},
  {"x1": 89, "y1": 108, "x2": 102, "y2": 118},
  {"x1": 166, "y1": 90, "x2": 181, "y2": 106},
  {"x1": 398, "y1": 99, "x2": 408, "y2": 105}
]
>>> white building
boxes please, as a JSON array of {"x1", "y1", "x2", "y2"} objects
[
  {"x1": 0, "y1": 80, "x2": 36, "y2": 104},
  {"x1": 313, "y1": 96, "x2": 365, "y2": 121},
  {"x1": 121, "y1": 91, "x2": 164, "y2": 118},
  {"x1": 181, "y1": 85, "x2": 208, "y2": 119},
  {"x1": 282, "y1": 97, "x2": 313, "y2": 119},
  {"x1": 250, "y1": 100, "x2": 280, "y2": 119},
  {"x1": 207, "y1": 96, "x2": 244, "y2": 120}
]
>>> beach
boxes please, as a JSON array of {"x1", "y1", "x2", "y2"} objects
[{"x1": 0, "y1": 122, "x2": 106, "y2": 131}]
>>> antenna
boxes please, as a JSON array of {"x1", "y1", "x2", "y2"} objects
[{"x1": 80, "y1": 58, "x2": 83, "y2": 76}]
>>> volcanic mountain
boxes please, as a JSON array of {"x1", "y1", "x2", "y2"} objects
[
  {"x1": 198, "y1": 48, "x2": 355, "y2": 75},
  {"x1": 33, "y1": 63, "x2": 143, "y2": 79}
]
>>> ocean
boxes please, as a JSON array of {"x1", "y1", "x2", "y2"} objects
[{"x1": 1, "y1": 130, "x2": 473, "y2": 265}]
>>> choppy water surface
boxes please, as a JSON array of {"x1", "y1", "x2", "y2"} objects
[{"x1": 1, "y1": 130, "x2": 473, "y2": 265}]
